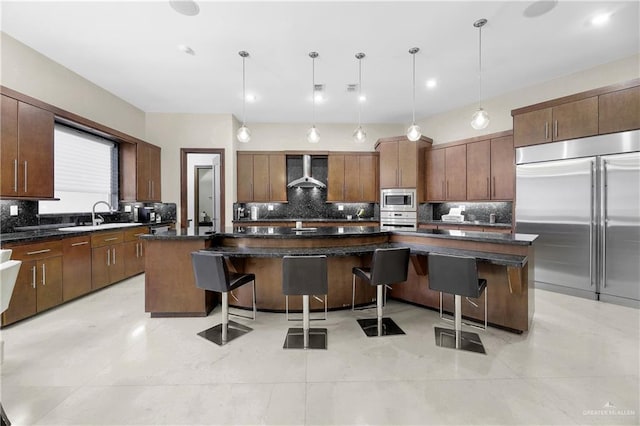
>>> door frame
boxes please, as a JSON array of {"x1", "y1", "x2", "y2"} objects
[{"x1": 180, "y1": 148, "x2": 225, "y2": 229}]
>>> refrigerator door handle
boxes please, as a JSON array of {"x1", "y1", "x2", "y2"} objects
[
  {"x1": 589, "y1": 160, "x2": 595, "y2": 287},
  {"x1": 601, "y1": 159, "x2": 608, "y2": 288}
]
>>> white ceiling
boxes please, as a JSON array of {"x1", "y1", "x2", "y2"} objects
[{"x1": 1, "y1": 1, "x2": 638, "y2": 124}]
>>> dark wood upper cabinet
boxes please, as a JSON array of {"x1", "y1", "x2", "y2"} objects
[
  {"x1": 445, "y1": 145, "x2": 467, "y2": 201},
  {"x1": 599, "y1": 86, "x2": 640, "y2": 134},
  {"x1": 490, "y1": 135, "x2": 515, "y2": 200},
  {"x1": 466, "y1": 140, "x2": 491, "y2": 200},
  {"x1": 328, "y1": 152, "x2": 378, "y2": 203},
  {"x1": 120, "y1": 141, "x2": 162, "y2": 202},
  {"x1": 0, "y1": 95, "x2": 54, "y2": 198},
  {"x1": 376, "y1": 136, "x2": 430, "y2": 201},
  {"x1": 426, "y1": 148, "x2": 445, "y2": 201},
  {"x1": 236, "y1": 152, "x2": 286, "y2": 203},
  {"x1": 513, "y1": 79, "x2": 640, "y2": 147}
]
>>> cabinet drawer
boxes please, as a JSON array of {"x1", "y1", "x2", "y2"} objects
[
  {"x1": 9, "y1": 240, "x2": 63, "y2": 260},
  {"x1": 124, "y1": 226, "x2": 149, "y2": 242},
  {"x1": 91, "y1": 231, "x2": 124, "y2": 248}
]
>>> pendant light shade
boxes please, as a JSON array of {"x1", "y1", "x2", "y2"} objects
[
  {"x1": 237, "y1": 51, "x2": 251, "y2": 143},
  {"x1": 307, "y1": 51, "x2": 320, "y2": 143},
  {"x1": 406, "y1": 47, "x2": 422, "y2": 142},
  {"x1": 353, "y1": 52, "x2": 367, "y2": 144},
  {"x1": 471, "y1": 18, "x2": 490, "y2": 130}
]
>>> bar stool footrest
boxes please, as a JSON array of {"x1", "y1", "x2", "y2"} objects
[
  {"x1": 197, "y1": 320, "x2": 253, "y2": 346},
  {"x1": 434, "y1": 326, "x2": 486, "y2": 354},
  {"x1": 283, "y1": 327, "x2": 327, "y2": 349},
  {"x1": 357, "y1": 317, "x2": 405, "y2": 337}
]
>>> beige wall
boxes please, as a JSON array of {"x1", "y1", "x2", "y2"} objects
[
  {"x1": 0, "y1": 32, "x2": 146, "y2": 139},
  {"x1": 418, "y1": 54, "x2": 640, "y2": 145},
  {"x1": 144, "y1": 113, "x2": 236, "y2": 227}
]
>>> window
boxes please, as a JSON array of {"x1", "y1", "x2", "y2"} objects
[{"x1": 39, "y1": 125, "x2": 118, "y2": 214}]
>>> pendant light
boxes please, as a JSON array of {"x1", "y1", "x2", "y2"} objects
[
  {"x1": 353, "y1": 52, "x2": 367, "y2": 144},
  {"x1": 471, "y1": 18, "x2": 490, "y2": 130},
  {"x1": 236, "y1": 51, "x2": 251, "y2": 143},
  {"x1": 406, "y1": 47, "x2": 422, "y2": 142},
  {"x1": 306, "y1": 51, "x2": 320, "y2": 144}
]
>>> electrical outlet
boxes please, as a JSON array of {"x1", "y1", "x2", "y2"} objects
[
  {"x1": 338, "y1": 205, "x2": 344, "y2": 211},
  {"x1": 268, "y1": 204, "x2": 274, "y2": 211},
  {"x1": 460, "y1": 205, "x2": 466, "y2": 211},
  {"x1": 124, "y1": 205, "x2": 132, "y2": 212},
  {"x1": 10, "y1": 205, "x2": 18, "y2": 216}
]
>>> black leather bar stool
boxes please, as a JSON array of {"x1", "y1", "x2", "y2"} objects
[
  {"x1": 282, "y1": 255, "x2": 328, "y2": 350},
  {"x1": 352, "y1": 247, "x2": 410, "y2": 337},
  {"x1": 191, "y1": 251, "x2": 256, "y2": 346},
  {"x1": 428, "y1": 252, "x2": 487, "y2": 354}
]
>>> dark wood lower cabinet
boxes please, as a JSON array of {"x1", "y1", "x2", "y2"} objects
[
  {"x1": 62, "y1": 235, "x2": 92, "y2": 301},
  {"x1": 92, "y1": 244, "x2": 125, "y2": 290}
]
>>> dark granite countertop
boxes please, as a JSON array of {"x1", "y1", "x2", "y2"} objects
[
  {"x1": 233, "y1": 217, "x2": 379, "y2": 223},
  {"x1": 143, "y1": 225, "x2": 536, "y2": 246},
  {"x1": 203, "y1": 241, "x2": 527, "y2": 267},
  {"x1": 419, "y1": 220, "x2": 512, "y2": 229},
  {"x1": 0, "y1": 222, "x2": 164, "y2": 245}
]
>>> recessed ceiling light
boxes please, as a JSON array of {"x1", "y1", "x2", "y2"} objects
[
  {"x1": 591, "y1": 12, "x2": 611, "y2": 26},
  {"x1": 169, "y1": 0, "x2": 200, "y2": 16},
  {"x1": 245, "y1": 94, "x2": 257, "y2": 103},
  {"x1": 178, "y1": 44, "x2": 195, "y2": 55},
  {"x1": 426, "y1": 78, "x2": 437, "y2": 89},
  {"x1": 358, "y1": 94, "x2": 367, "y2": 102},
  {"x1": 314, "y1": 92, "x2": 325, "y2": 103}
]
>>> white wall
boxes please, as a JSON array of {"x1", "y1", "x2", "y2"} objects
[
  {"x1": 0, "y1": 32, "x2": 146, "y2": 139},
  {"x1": 417, "y1": 54, "x2": 640, "y2": 145}
]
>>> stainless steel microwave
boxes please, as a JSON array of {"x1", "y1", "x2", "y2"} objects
[{"x1": 380, "y1": 188, "x2": 417, "y2": 212}]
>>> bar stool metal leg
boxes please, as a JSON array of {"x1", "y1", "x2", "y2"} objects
[
  {"x1": 434, "y1": 294, "x2": 486, "y2": 354},
  {"x1": 356, "y1": 285, "x2": 406, "y2": 337},
  {"x1": 198, "y1": 291, "x2": 253, "y2": 346},
  {"x1": 283, "y1": 294, "x2": 327, "y2": 350}
]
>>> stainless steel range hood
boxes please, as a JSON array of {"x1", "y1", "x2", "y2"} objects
[{"x1": 287, "y1": 154, "x2": 326, "y2": 188}]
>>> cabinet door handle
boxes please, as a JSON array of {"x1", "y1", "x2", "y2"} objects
[
  {"x1": 104, "y1": 237, "x2": 118, "y2": 242},
  {"x1": 486, "y1": 177, "x2": 490, "y2": 198},
  {"x1": 135, "y1": 242, "x2": 139, "y2": 258},
  {"x1": 32, "y1": 265, "x2": 36, "y2": 289},
  {"x1": 554, "y1": 120, "x2": 558, "y2": 139},
  {"x1": 71, "y1": 241, "x2": 89, "y2": 247},
  {"x1": 151, "y1": 181, "x2": 154, "y2": 199},
  {"x1": 544, "y1": 122, "x2": 548, "y2": 140},
  {"x1": 27, "y1": 249, "x2": 51, "y2": 256},
  {"x1": 107, "y1": 249, "x2": 110, "y2": 266},
  {"x1": 13, "y1": 159, "x2": 17, "y2": 192},
  {"x1": 42, "y1": 263, "x2": 46, "y2": 286},
  {"x1": 24, "y1": 161, "x2": 28, "y2": 193},
  {"x1": 250, "y1": 183, "x2": 253, "y2": 200},
  {"x1": 112, "y1": 248, "x2": 116, "y2": 265},
  {"x1": 139, "y1": 242, "x2": 143, "y2": 258},
  {"x1": 492, "y1": 177, "x2": 496, "y2": 197},
  {"x1": 446, "y1": 181, "x2": 449, "y2": 198},
  {"x1": 399, "y1": 169, "x2": 402, "y2": 185}
]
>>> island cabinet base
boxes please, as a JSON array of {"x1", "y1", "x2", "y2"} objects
[
  {"x1": 144, "y1": 239, "x2": 217, "y2": 317},
  {"x1": 226, "y1": 255, "x2": 377, "y2": 311},
  {"x1": 390, "y1": 246, "x2": 535, "y2": 333}
]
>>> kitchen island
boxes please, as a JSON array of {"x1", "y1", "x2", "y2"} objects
[{"x1": 142, "y1": 226, "x2": 536, "y2": 332}]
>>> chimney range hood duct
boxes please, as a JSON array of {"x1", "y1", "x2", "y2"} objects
[{"x1": 287, "y1": 154, "x2": 326, "y2": 188}]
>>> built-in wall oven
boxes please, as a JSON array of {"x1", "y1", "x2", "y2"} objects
[{"x1": 380, "y1": 188, "x2": 417, "y2": 231}]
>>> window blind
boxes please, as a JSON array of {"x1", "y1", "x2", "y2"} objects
[{"x1": 39, "y1": 125, "x2": 118, "y2": 214}]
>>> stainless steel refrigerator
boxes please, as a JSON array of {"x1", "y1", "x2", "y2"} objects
[{"x1": 516, "y1": 130, "x2": 640, "y2": 307}]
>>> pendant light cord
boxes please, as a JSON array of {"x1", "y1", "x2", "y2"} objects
[
  {"x1": 412, "y1": 51, "x2": 416, "y2": 124},
  {"x1": 478, "y1": 24, "x2": 483, "y2": 109},
  {"x1": 312, "y1": 55, "x2": 316, "y2": 126},
  {"x1": 358, "y1": 56, "x2": 362, "y2": 127},
  {"x1": 242, "y1": 54, "x2": 247, "y2": 126}
]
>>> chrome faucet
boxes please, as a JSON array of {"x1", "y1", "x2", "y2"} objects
[{"x1": 92, "y1": 201, "x2": 113, "y2": 226}]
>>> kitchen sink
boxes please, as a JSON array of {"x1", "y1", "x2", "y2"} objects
[{"x1": 58, "y1": 223, "x2": 143, "y2": 231}]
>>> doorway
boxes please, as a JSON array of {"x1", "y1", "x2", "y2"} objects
[{"x1": 180, "y1": 148, "x2": 225, "y2": 231}]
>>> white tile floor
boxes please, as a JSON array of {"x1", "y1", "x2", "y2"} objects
[{"x1": 1, "y1": 274, "x2": 638, "y2": 425}]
